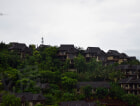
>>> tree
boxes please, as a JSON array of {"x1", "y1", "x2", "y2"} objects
[
  {"x1": 62, "y1": 92, "x2": 76, "y2": 101},
  {"x1": 122, "y1": 94, "x2": 140, "y2": 105},
  {"x1": 45, "y1": 94, "x2": 54, "y2": 105},
  {"x1": 0, "y1": 51, "x2": 21, "y2": 68},
  {"x1": 83, "y1": 85, "x2": 92, "y2": 99},
  {"x1": 0, "y1": 42, "x2": 8, "y2": 51},
  {"x1": 62, "y1": 72, "x2": 77, "y2": 79},
  {"x1": 87, "y1": 58, "x2": 97, "y2": 72},
  {"x1": 108, "y1": 70, "x2": 123, "y2": 82},
  {"x1": 33, "y1": 50, "x2": 41, "y2": 64},
  {"x1": 74, "y1": 54, "x2": 87, "y2": 73},
  {"x1": 39, "y1": 47, "x2": 60, "y2": 71},
  {"x1": 63, "y1": 59, "x2": 70, "y2": 72},
  {"x1": 34, "y1": 104, "x2": 43, "y2": 106},
  {"x1": 0, "y1": 67, "x2": 20, "y2": 91},
  {"x1": 96, "y1": 88, "x2": 109, "y2": 99},
  {"x1": 16, "y1": 78, "x2": 35, "y2": 92},
  {"x1": 38, "y1": 70, "x2": 61, "y2": 83},
  {"x1": 61, "y1": 76, "x2": 77, "y2": 91},
  {"x1": 1, "y1": 93, "x2": 21, "y2": 106},
  {"x1": 109, "y1": 83, "x2": 126, "y2": 99}
]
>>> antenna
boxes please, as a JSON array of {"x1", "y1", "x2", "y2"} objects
[{"x1": 41, "y1": 37, "x2": 44, "y2": 45}]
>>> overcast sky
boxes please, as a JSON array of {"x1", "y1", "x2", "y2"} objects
[{"x1": 0, "y1": 0, "x2": 140, "y2": 59}]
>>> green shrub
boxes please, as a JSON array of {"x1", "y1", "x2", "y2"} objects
[
  {"x1": 96, "y1": 88, "x2": 109, "y2": 99},
  {"x1": 122, "y1": 94, "x2": 140, "y2": 105},
  {"x1": 1, "y1": 93, "x2": 21, "y2": 106}
]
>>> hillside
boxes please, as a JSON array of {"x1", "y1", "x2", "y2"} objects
[{"x1": 0, "y1": 42, "x2": 140, "y2": 106}]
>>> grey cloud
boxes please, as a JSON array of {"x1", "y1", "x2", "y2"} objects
[{"x1": 0, "y1": 13, "x2": 5, "y2": 16}]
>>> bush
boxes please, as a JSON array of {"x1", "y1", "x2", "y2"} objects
[
  {"x1": 96, "y1": 88, "x2": 109, "y2": 99},
  {"x1": 61, "y1": 92, "x2": 76, "y2": 101},
  {"x1": 34, "y1": 104, "x2": 43, "y2": 106},
  {"x1": 45, "y1": 94, "x2": 54, "y2": 105},
  {"x1": 77, "y1": 94, "x2": 85, "y2": 100},
  {"x1": 109, "y1": 83, "x2": 126, "y2": 99},
  {"x1": 83, "y1": 85, "x2": 92, "y2": 99},
  {"x1": 122, "y1": 94, "x2": 140, "y2": 105},
  {"x1": 1, "y1": 93, "x2": 21, "y2": 106}
]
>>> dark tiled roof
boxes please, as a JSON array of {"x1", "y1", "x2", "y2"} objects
[
  {"x1": 59, "y1": 45, "x2": 74, "y2": 51},
  {"x1": 119, "y1": 77, "x2": 140, "y2": 84},
  {"x1": 15, "y1": 92, "x2": 45, "y2": 102},
  {"x1": 128, "y1": 56, "x2": 136, "y2": 61},
  {"x1": 117, "y1": 65, "x2": 140, "y2": 70},
  {"x1": 9, "y1": 42, "x2": 26, "y2": 50},
  {"x1": 85, "y1": 47, "x2": 101, "y2": 53},
  {"x1": 60, "y1": 101, "x2": 96, "y2": 106},
  {"x1": 107, "y1": 50, "x2": 120, "y2": 56},
  {"x1": 100, "y1": 50, "x2": 106, "y2": 56},
  {"x1": 9, "y1": 42, "x2": 31, "y2": 53},
  {"x1": 120, "y1": 53, "x2": 128, "y2": 58},
  {"x1": 77, "y1": 82, "x2": 111, "y2": 89},
  {"x1": 59, "y1": 44, "x2": 78, "y2": 53}
]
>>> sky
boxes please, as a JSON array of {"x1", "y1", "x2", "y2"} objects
[{"x1": 0, "y1": 0, "x2": 140, "y2": 59}]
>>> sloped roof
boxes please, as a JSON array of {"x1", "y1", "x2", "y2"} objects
[
  {"x1": 128, "y1": 56, "x2": 136, "y2": 61},
  {"x1": 59, "y1": 44, "x2": 78, "y2": 53},
  {"x1": 59, "y1": 45, "x2": 74, "y2": 51},
  {"x1": 120, "y1": 53, "x2": 128, "y2": 58},
  {"x1": 100, "y1": 50, "x2": 107, "y2": 56},
  {"x1": 77, "y1": 81, "x2": 111, "y2": 89},
  {"x1": 119, "y1": 77, "x2": 140, "y2": 84},
  {"x1": 15, "y1": 92, "x2": 45, "y2": 102},
  {"x1": 117, "y1": 65, "x2": 140, "y2": 70},
  {"x1": 9, "y1": 42, "x2": 31, "y2": 53},
  {"x1": 107, "y1": 50, "x2": 120, "y2": 56},
  {"x1": 60, "y1": 101, "x2": 96, "y2": 106},
  {"x1": 9, "y1": 42, "x2": 26, "y2": 50},
  {"x1": 85, "y1": 47, "x2": 101, "y2": 53}
]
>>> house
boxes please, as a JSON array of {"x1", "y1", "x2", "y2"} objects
[
  {"x1": 117, "y1": 65, "x2": 140, "y2": 95},
  {"x1": 58, "y1": 44, "x2": 78, "y2": 69},
  {"x1": 60, "y1": 101, "x2": 97, "y2": 106},
  {"x1": 85, "y1": 47, "x2": 106, "y2": 62},
  {"x1": 119, "y1": 77, "x2": 140, "y2": 95},
  {"x1": 117, "y1": 65, "x2": 140, "y2": 79},
  {"x1": 37, "y1": 44, "x2": 50, "y2": 51},
  {"x1": 15, "y1": 92, "x2": 46, "y2": 106},
  {"x1": 9, "y1": 42, "x2": 31, "y2": 58},
  {"x1": 119, "y1": 53, "x2": 129, "y2": 63},
  {"x1": 128, "y1": 56, "x2": 137, "y2": 61},
  {"x1": 58, "y1": 44, "x2": 75, "y2": 56},
  {"x1": 107, "y1": 50, "x2": 128, "y2": 64},
  {"x1": 76, "y1": 82, "x2": 111, "y2": 94}
]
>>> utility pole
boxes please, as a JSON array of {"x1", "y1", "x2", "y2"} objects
[{"x1": 41, "y1": 37, "x2": 44, "y2": 45}]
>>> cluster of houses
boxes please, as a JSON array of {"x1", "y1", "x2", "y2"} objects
[
  {"x1": 118, "y1": 65, "x2": 140, "y2": 95},
  {"x1": 2, "y1": 42, "x2": 139, "y2": 105},
  {"x1": 57, "y1": 44, "x2": 136, "y2": 66},
  {"x1": 8, "y1": 42, "x2": 136, "y2": 64}
]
